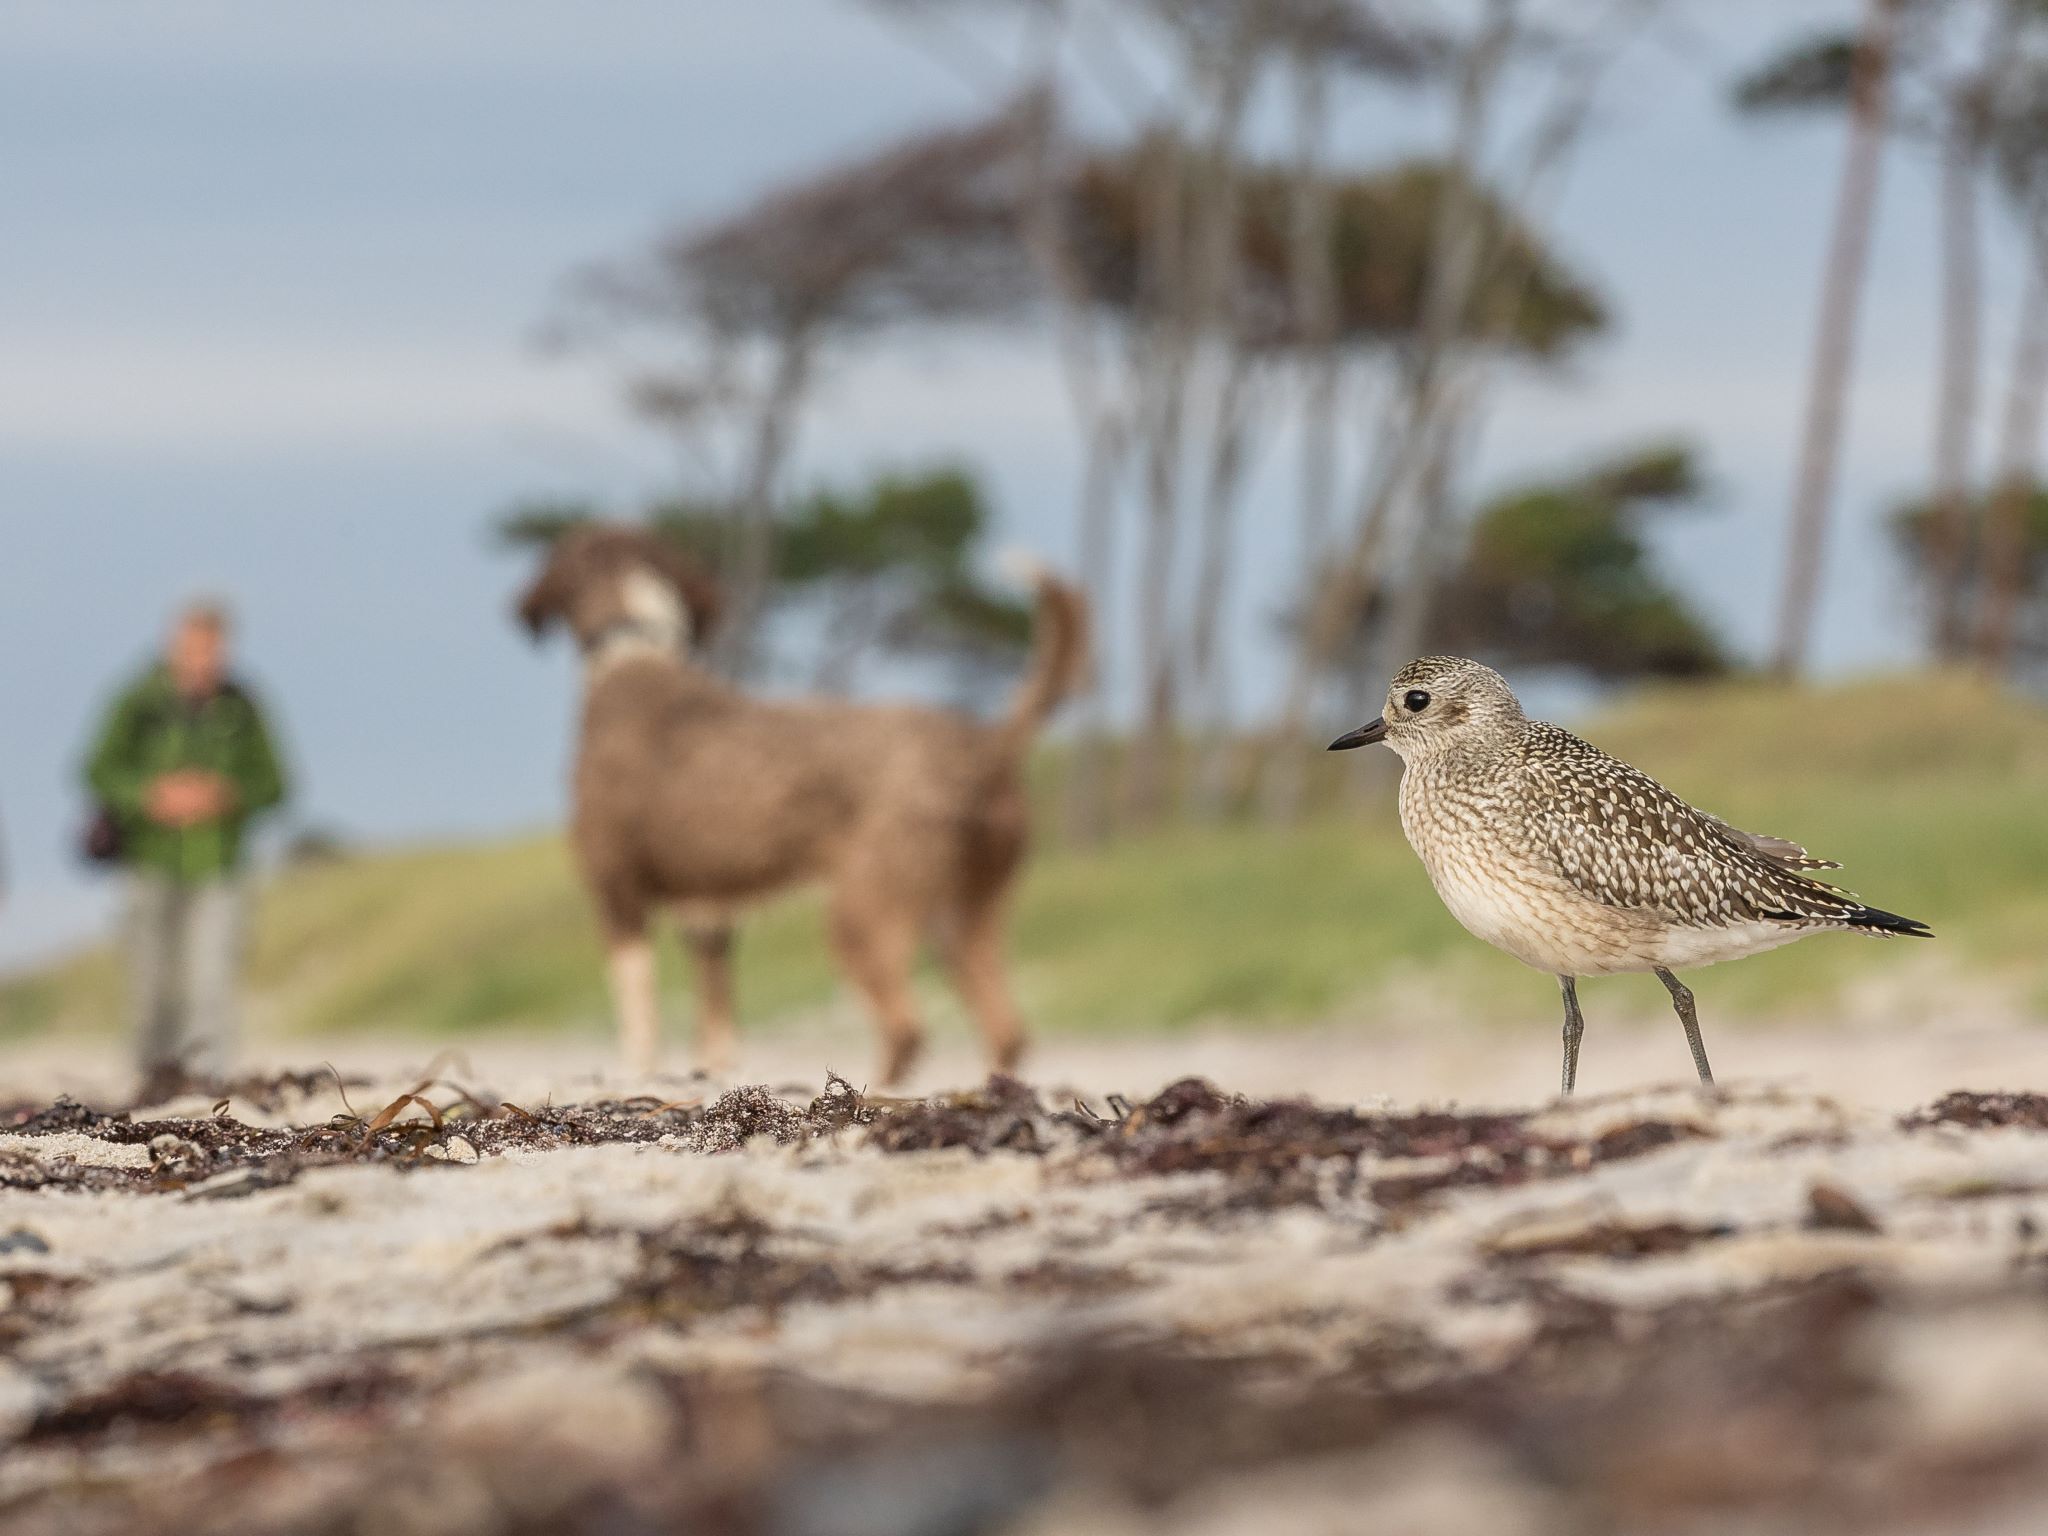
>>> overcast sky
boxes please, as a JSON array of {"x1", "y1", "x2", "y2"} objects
[{"x1": 0, "y1": 1, "x2": 2013, "y2": 969}]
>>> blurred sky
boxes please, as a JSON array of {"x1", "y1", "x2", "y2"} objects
[{"x1": 0, "y1": 1, "x2": 2017, "y2": 967}]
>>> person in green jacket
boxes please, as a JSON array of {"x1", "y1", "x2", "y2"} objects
[{"x1": 84, "y1": 600, "x2": 289, "y2": 1089}]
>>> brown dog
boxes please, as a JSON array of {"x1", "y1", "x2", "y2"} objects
[{"x1": 516, "y1": 525, "x2": 1087, "y2": 1085}]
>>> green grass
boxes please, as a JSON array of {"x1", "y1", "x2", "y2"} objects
[{"x1": 8, "y1": 674, "x2": 2047, "y2": 1041}]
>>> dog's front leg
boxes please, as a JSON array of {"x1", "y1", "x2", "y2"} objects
[
  {"x1": 683, "y1": 921, "x2": 739, "y2": 1076},
  {"x1": 608, "y1": 939, "x2": 661, "y2": 1079}
]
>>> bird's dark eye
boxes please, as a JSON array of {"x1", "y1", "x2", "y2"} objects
[{"x1": 1404, "y1": 689, "x2": 1431, "y2": 713}]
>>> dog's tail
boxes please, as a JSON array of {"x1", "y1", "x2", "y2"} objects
[{"x1": 995, "y1": 551, "x2": 1090, "y2": 755}]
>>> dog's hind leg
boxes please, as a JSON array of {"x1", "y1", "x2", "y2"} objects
[
  {"x1": 941, "y1": 889, "x2": 1027, "y2": 1077},
  {"x1": 607, "y1": 936, "x2": 661, "y2": 1080},
  {"x1": 680, "y1": 918, "x2": 739, "y2": 1076},
  {"x1": 830, "y1": 897, "x2": 925, "y2": 1089}
]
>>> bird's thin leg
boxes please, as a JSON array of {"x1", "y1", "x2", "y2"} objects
[
  {"x1": 1654, "y1": 968, "x2": 1714, "y2": 1087},
  {"x1": 1557, "y1": 975, "x2": 1585, "y2": 1097}
]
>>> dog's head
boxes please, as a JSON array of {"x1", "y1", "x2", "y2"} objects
[{"x1": 516, "y1": 524, "x2": 724, "y2": 655}]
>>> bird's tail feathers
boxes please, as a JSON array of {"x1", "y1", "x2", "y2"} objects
[{"x1": 1845, "y1": 905, "x2": 1934, "y2": 939}]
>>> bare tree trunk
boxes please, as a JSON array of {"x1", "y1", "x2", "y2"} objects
[
  {"x1": 715, "y1": 330, "x2": 812, "y2": 677},
  {"x1": 1061, "y1": 413, "x2": 1128, "y2": 846},
  {"x1": 1186, "y1": 353, "x2": 1261, "y2": 820},
  {"x1": 1342, "y1": 379, "x2": 1480, "y2": 805},
  {"x1": 1976, "y1": 232, "x2": 2048, "y2": 676},
  {"x1": 811, "y1": 582, "x2": 888, "y2": 695},
  {"x1": 1010, "y1": 78, "x2": 1138, "y2": 847},
  {"x1": 1256, "y1": 0, "x2": 1516, "y2": 823},
  {"x1": 1124, "y1": 20, "x2": 1265, "y2": 826},
  {"x1": 1123, "y1": 144, "x2": 1195, "y2": 827},
  {"x1": 1297, "y1": 365, "x2": 1342, "y2": 564},
  {"x1": 1005, "y1": 68, "x2": 1166, "y2": 848},
  {"x1": 1771, "y1": 0, "x2": 1901, "y2": 678},
  {"x1": 1255, "y1": 384, "x2": 1413, "y2": 823},
  {"x1": 1928, "y1": 110, "x2": 1984, "y2": 661},
  {"x1": 1926, "y1": 0, "x2": 2022, "y2": 660},
  {"x1": 1270, "y1": 41, "x2": 1343, "y2": 814},
  {"x1": 1288, "y1": 46, "x2": 1341, "y2": 570},
  {"x1": 1373, "y1": 376, "x2": 1480, "y2": 673},
  {"x1": 1362, "y1": 0, "x2": 1623, "y2": 702}
]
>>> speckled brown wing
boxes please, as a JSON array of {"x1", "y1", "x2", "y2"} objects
[
  {"x1": 1514, "y1": 723, "x2": 1866, "y2": 929},
  {"x1": 1698, "y1": 816, "x2": 1842, "y2": 872}
]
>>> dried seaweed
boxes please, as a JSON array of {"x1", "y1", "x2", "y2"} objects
[
  {"x1": 1070, "y1": 1077, "x2": 1703, "y2": 1209},
  {"x1": 0, "y1": 1074, "x2": 1706, "y2": 1211},
  {"x1": 1901, "y1": 1091, "x2": 2048, "y2": 1133}
]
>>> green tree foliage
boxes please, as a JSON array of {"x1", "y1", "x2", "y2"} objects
[
  {"x1": 776, "y1": 468, "x2": 1031, "y2": 691},
  {"x1": 1894, "y1": 486, "x2": 2048, "y2": 666},
  {"x1": 1895, "y1": 484, "x2": 2048, "y2": 561},
  {"x1": 1732, "y1": 32, "x2": 1861, "y2": 115},
  {"x1": 1430, "y1": 443, "x2": 1726, "y2": 679},
  {"x1": 499, "y1": 496, "x2": 729, "y2": 565},
  {"x1": 497, "y1": 499, "x2": 605, "y2": 550},
  {"x1": 498, "y1": 469, "x2": 1029, "y2": 691},
  {"x1": 1067, "y1": 139, "x2": 1607, "y2": 360}
]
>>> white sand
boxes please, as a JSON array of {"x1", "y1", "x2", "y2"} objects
[{"x1": 1, "y1": 1030, "x2": 2046, "y2": 1533}]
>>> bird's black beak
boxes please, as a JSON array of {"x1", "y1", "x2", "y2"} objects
[{"x1": 1327, "y1": 718, "x2": 1387, "y2": 751}]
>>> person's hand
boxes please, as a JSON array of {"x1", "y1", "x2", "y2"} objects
[
  {"x1": 181, "y1": 772, "x2": 231, "y2": 823},
  {"x1": 145, "y1": 774, "x2": 200, "y2": 827},
  {"x1": 194, "y1": 772, "x2": 234, "y2": 820},
  {"x1": 146, "y1": 771, "x2": 233, "y2": 827}
]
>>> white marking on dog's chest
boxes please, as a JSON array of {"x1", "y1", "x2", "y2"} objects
[
  {"x1": 587, "y1": 567, "x2": 691, "y2": 679},
  {"x1": 624, "y1": 568, "x2": 688, "y2": 642}
]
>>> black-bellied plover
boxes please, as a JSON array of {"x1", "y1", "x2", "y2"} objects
[{"x1": 1329, "y1": 656, "x2": 1932, "y2": 1094}]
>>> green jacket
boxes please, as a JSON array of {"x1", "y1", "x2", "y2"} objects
[{"x1": 84, "y1": 665, "x2": 289, "y2": 882}]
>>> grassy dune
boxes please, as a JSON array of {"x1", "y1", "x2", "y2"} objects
[{"x1": 6, "y1": 675, "x2": 2047, "y2": 1042}]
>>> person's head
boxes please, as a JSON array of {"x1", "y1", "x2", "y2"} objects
[
  {"x1": 1327, "y1": 655, "x2": 1527, "y2": 763},
  {"x1": 166, "y1": 600, "x2": 232, "y2": 698}
]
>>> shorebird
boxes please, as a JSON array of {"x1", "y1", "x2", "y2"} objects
[{"x1": 1329, "y1": 656, "x2": 1932, "y2": 1094}]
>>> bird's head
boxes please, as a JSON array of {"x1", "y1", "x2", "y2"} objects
[{"x1": 1328, "y1": 655, "x2": 1525, "y2": 761}]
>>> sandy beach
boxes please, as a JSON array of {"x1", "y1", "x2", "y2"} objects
[{"x1": 2, "y1": 1022, "x2": 2047, "y2": 1534}]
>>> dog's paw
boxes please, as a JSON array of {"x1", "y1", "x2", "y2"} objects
[{"x1": 879, "y1": 1032, "x2": 928, "y2": 1090}]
